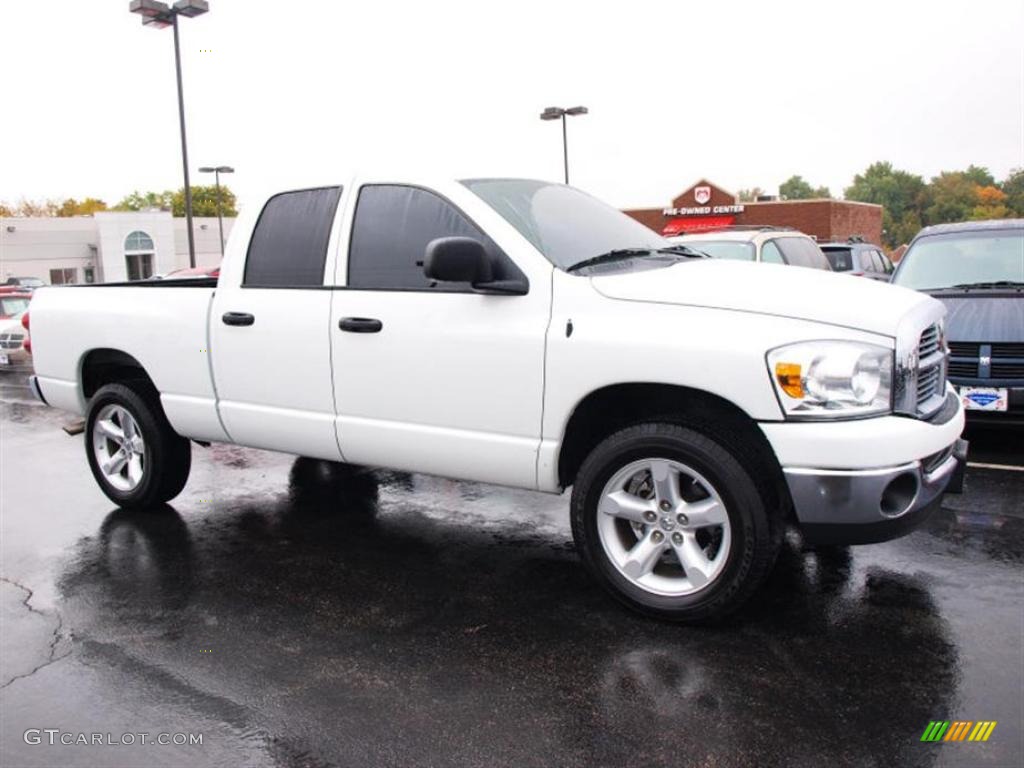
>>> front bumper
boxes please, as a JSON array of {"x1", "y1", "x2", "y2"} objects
[
  {"x1": 760, "y1": 386, "x2": 967, "y2": 545},
  {"x1": 786, "y1": 438, "x2": 968, "y2": 545}
]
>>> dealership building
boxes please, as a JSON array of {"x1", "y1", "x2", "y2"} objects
[
  {"x1": 624, "y1": 179, "x2": 883, "y2": 245},
  {"x1": 0, "y1": 211, "x2": 234, "y2": 285}
]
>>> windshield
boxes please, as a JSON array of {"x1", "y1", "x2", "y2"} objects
[
  {"x1": 893, "y1": 229, "x2": 1024, "y2": 290},
  {"x1": 822, "y1": 247, "x2": 854, "y2": 271},
  {"x1": 0, "y1": 297, "x2": 29, "y2": 316},
  {"x1": 674, "y1": 240, "x2": 754, "y2": 261},
  {"x1": 461, "y1": 179, "x2": 667, "y2": 270}
]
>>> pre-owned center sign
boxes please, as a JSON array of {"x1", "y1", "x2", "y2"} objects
[{"x1": 662, "y1": 204, "x2": 746, "y2": 216}]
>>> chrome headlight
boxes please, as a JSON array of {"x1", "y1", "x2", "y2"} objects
[{"x1": 767, "y1": 341, "x2": 893, "y2": 419}]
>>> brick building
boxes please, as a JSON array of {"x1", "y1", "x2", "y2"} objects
[{"x1": 624, "y1": 179, "x2": 883, "y2": 245}]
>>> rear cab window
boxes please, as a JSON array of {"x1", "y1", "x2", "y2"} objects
[{"x1": 243, "y1": 187, "x2": 343, "y2": 287}]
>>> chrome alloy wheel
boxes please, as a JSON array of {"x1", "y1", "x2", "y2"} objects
[
  {"x1": 92, "y1": 404, "x2": 146, "y2": 492},
  {"x1": 596, "y1": 458, "x2": 731, "y2": 596}
]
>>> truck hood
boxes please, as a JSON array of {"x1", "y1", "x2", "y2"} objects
[
  {"x1": 589, "y1": 259, "x2": 935, "y2": 337},
  {"x1": 927, "y1": 293, "x2": 1024, "y2": 343}
]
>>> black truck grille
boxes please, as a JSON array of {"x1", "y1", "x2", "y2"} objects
[{"x1": 947, "y1": 341, "x2": 1024, "y2": 382}]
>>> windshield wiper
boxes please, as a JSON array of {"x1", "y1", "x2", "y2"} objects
[
  {"x1": 566, "y1": 248, "x2": 655, "y2": 273},
  {"x1": 566, "y1": 246, "x2": 706, "y2": 273},
  {"x1": 655, "y1": 245, "x2": 711, "y2": 258},
  {"x1": 944, "y1": 280, "x2": 1024, "y2": 290}
]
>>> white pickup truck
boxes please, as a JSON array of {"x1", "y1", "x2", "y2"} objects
[{"x1": 26, "y1": 176, "x2": 967, "y2": 621}]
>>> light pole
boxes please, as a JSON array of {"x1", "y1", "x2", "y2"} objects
[
  {"x1": 540, "y1": 106, "x2": 588, "y2": 184},
  {"x1": 199, "y1": 165, "x2": 233, "y2": 256},
  {"x1": 129, "y1": 0, "x2": 210, "y2": 268}
]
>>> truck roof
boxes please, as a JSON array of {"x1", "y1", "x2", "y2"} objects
[{"x1": 914, "y1": 218, "x2": 1024, "y2": 237}]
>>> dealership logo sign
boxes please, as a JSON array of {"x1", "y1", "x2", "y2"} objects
[
  {"x1": 694, "y1": 186, "x2": 712, "y2": 205},
  {"x1": 920, "y1": 720, "x2": 997, "y2": 743}
]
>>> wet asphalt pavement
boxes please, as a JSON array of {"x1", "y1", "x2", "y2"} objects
[{"x1": 1, "y1": 367, "x2": 1022, "y2": 768}]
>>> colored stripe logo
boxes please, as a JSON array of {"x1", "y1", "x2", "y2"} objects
[{"x1": 921, "y1": 721, "x2": 997, "y2": 742}]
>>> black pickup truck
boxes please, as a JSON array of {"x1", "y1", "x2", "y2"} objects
[{"x1": 893, "y1": 219, "x2": 1024, "y2": 425}]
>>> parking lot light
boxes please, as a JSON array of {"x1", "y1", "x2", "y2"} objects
[
  {"x1": 539, "y1": 105, "x2": 588, "y2": 184},
  {"x1": 199, "y1": 165, "x2": 234, "y2": 256},
  {"x1": 128, "y1": 0, "x2": 211, "y2": 267}
]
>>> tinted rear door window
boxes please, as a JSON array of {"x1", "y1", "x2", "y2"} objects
[
  {"x1": 348, "y1": 185, "x2": 515, "y2": 290},
  {"x1": 776, "y1": 237, "x2": 830, "y2": 269},
  {"x1": 823, "y1": 247, "x2": 853, "y2": 271},
  {"x1": 244, "y1": 187, "x2": 342, "y2": 287},
  {"x1": 761, "y1": 240, "x2": 785, "y2": 264}
]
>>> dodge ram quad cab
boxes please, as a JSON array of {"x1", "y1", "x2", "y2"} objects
[{"x1": 25, "y1": 176, "x2": 967, "y2": 621}]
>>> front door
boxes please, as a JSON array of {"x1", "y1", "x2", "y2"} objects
[{"x1": 329, "y1": 184, "x2": 551, "y2": 488}]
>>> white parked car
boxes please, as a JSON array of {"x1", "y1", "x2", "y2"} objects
[
  {"x1": 0, "y1": 311, "x2": 30, "y2": 368},
  {"x1": 25, "y1": 176, "x2": 965, "y2": 622},
  {"x1": 670, "y1": 227, "x2": 833, "y2": 270}
]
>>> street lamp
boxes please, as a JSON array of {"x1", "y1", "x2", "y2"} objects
[
  {"x1": 199, "y1": 165, "x2": 233, "y2": 257},
  {"x1": 128, "y1": 0, "x2": 210, "y2": 268},
  {"x1": 539, "y1": 105, "x2": 588, "y2": 185}
]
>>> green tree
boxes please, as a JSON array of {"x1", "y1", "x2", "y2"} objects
[
  {"x1": 56, "y1": 197, "x2": 108, "y2": 216},
  {"x1": 925, "y1": 171, "x2": 980, "y2": 224},
  {"x1": 960, "y1": 165, "x2": 996, "y2": 187},
  {"x1": 844, "y1": 162, "x2": 928, "y2": 247},
  {"x1": 736, "y1": 187, "x2": 764, "y2": 202},
  {"x1": 779, "y1": 175, "x2": 830, "y2": 200},
  {"x1": 170, "y1": 184, "x2": 238, "y2": 217},
  {"x1": 114, "y1": 190, "x2": 175, "y2": 211},
  {"x1": 1001, "y1": 168, "x2": 1024, "y2": 217}
]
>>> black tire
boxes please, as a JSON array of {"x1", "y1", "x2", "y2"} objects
[
  {"x1": 85, "y1": 383, "x2": 191, "y2": 509},
  {"x1": 570, "y1": 422, "x2": 780, "y2": 623}
]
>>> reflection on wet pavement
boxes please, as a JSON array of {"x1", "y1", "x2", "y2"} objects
[{"x1": 1, "y1": 388, "x2": 1022, "y2": 767}]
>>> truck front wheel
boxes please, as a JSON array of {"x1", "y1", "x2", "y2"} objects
[
  {"x1": 85, "y1": 383, "x2": 191, "y2": 509},
  {"x1": 570, "y1": 423, "x2": 778, "y2": 622}
]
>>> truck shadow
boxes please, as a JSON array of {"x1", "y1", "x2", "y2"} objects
[{"x1": 54, "y1": 457, "x2": 976, "y2": 767}]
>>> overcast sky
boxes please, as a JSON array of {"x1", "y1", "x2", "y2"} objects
[{"x1": 1, "y1": 0, "x2": 1022, "y2": 212}]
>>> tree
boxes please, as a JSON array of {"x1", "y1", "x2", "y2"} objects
[
  {"x1": 844, "y1": 162, "x2": 928, "y2": 247},
  {"x1": 56, "y1": 197, "x2": 108, "y2": 216},
  {"x1": 1001, "y1": 168, "x2": 1024, "y2": 217},
  {"x1": 736, "y1": 187, "x2": 764, "y2": 202},
  {"x1": 114, "y1": 190, "x2": 174, "y2": 212},
  {"x1": 0, "y1": 203, "x2": 15, "y2": 217},
  {"x1": 960, "y1": 165, "x2": 995, "y2": 187},
  {"x1": 779, "y1": 175, "x2": 830, "y2": 200},
  {"x1": 113, "y1": 186, "x2": 237, "y2": 217},
  {"x1": 925, "y1": 171, "x2": 981, "y2": 224},
  {"x1": 969, "y1": 185, "x2": 1009, "y2": 221},
  {"x1": 13, "y1": 198, "x2": 61, "y2": 217},
  {"x1": 170, "y1": 184, "x2": 238, "y2": 217}
]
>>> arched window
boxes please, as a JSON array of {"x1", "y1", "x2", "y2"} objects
[
  {"x1": 124, "y1": 230, "x2": 154, "y2": 251},
  {"x1": 124, "y1": 230, "x2": 154, "y2": 280}
]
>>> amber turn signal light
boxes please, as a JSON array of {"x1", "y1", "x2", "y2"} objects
[{"x1": 775, "y1": 363, "x2": 803, "y2": 398}]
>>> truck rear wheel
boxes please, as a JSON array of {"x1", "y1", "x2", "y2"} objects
[
  {"x1": 570, "y1": 422, "x2": 778, "y2": 622},
  {"x1": 85, "y1": 383, "x2": 191, "y2": 509}
]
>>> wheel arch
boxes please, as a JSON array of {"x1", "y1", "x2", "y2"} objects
[
  {"x1": 79, "y1": 348, "x2": 158, "y2": 403},
  {"x1": 556, "y1": 382, "x2": 791, "y2": 518}
]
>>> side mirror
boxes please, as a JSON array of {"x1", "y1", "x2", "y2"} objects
[{"x1": 424, "y1": 237, "x2": 493, "y2": 285}]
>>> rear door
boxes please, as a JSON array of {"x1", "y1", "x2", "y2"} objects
[
  {"x1": 328, "y1": 182, "x2": 551, "y2": 488},
  {"x1": 210, "y1": 186, "x2": 345, "y2": 460}
]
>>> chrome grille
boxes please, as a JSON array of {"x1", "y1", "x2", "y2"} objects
[
  {"x1": 0, "y1": 332, "x2": 25, "y2": 350},
  {"x1": 914, "y1": 323, "x2": 946, "y2": 416},
  {"x1": 918, "y1": 324, "x2": 941, "y2": 358}
]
